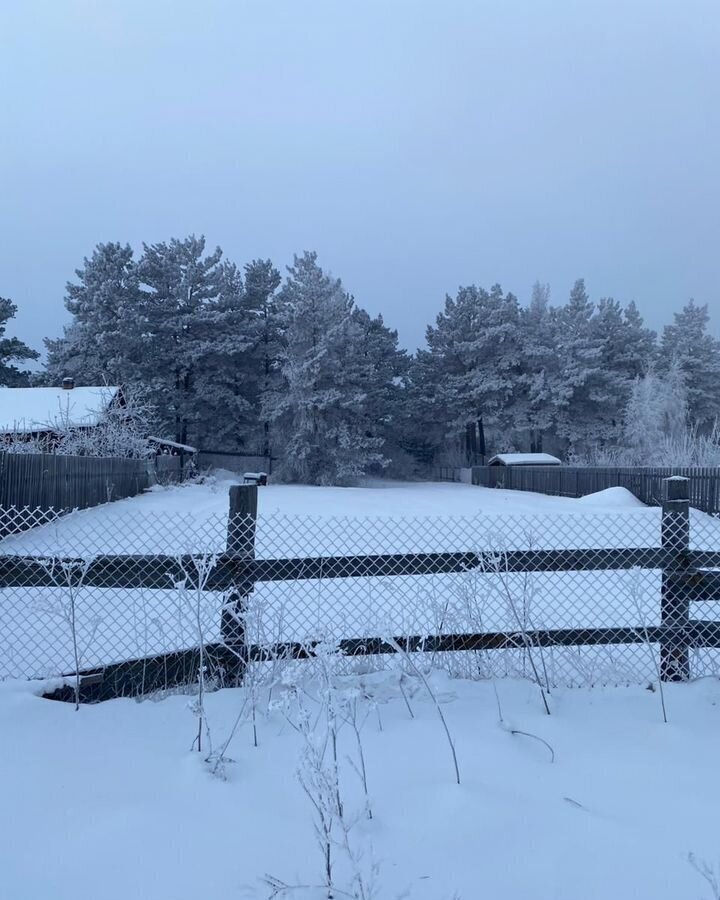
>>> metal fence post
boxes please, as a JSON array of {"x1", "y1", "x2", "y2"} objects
[
  {"x1": 221, "y1": 483, "x2": 258, "y2": 684},
  {"x1": 660, "y1": 476, "x2": 690, "y2": 681}
]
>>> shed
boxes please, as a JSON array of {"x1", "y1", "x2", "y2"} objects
[
  {"x1": 488, "y1": 453, "x2": 561, "y2": 467},
  {"x1": 148, "y1": 436, "x2": 198, "y2": 457}
]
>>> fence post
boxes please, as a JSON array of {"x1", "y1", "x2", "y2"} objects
[
  {"x1": 221, "y1": 483, "x2": 258, "y2": 685},
  {"x1": 660, "y1": 476, "x2": 690, "y2": 682}
]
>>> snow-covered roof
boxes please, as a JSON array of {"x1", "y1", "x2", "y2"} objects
[
  {"x1": 148, "y1": 436, "x2": 197, "y2": 453},
  {"x1": 488, "y1": 453, "x2": 562, "y2": 466},
  {"x1": 0, "y1": 386, "x2": 119, "y2": 434}
]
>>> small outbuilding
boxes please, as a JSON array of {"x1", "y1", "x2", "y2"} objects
[
  {"x1": 148, "y1": 436, "x2": 198, "y2": 457},
  {"x1": 488, "y1": 453, "x2": 561, "y2": 467}
]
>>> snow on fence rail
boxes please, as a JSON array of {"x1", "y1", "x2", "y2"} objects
[
  {"x1": 3, "y1": 477, "x2": 720, "y2": 701},
  {"x1": 438, "y1": 464, "x2": 720, "y2": 515}
]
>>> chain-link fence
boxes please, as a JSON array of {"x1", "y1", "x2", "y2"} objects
[{"x1": 1, "y1": 479, "x2": 719, "y2": 699}]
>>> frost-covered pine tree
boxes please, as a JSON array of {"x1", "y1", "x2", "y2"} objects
[
  {"x1": 514, "y1": 282, "x2": 562, "y2": 452},
  {"x1": 188, "y1": 258, "x2": 258, "y2": 450},
  {"x1": 660, "y1": 299, "x2": 720, "y2": 427},
  {"x1": 554, "y1": 279, "x2": 615, "y2": 451},
  {"x1": 349, "y1": 307, "x2": 408, "y2": 458},
  {"x1": 421, "y1": 283, "x2": 522, "y2": 460},
  {"x1": 241, "y1": 259, "x2": 286, "y2": 457},
  {"x1": 194, "y1": 257, "x2": 287, "y2": 455},
  {"x1": 590, "y1": 296, "x2": 656, "y2": 441},
  {"x1": 44, "y1": 242, "x2": 142, "y2": 385},
  {"x1": 43, "y1": 237, "x2": 275, "y2": 449},
  {"x1": 136, "y1": 235, "x2": 231, "y2": 445},
  {"x1": 620, "y1": 300, "x2": 657, "y2": 377},
  {"x1": 266, "y1": 252, "x2": 387, "y2": 485},
  {"x1": 0, "y1": 297, "x2": 38, "y2": 386},
  {"x1": 399, "y1": 348, "x2": 450, "y2": 468}
]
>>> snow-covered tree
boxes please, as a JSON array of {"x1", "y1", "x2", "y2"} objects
[
  {"x1": 241, "y1": 258, "x2": 286, "y2": 457},
  {"x1": 266, "y1": 252, "x2": 387, "y2": 485},
  {"x1": 44, "y1": 242, "x2": 141, "y2": 385},
  {"x1": 587, "y1": 296, "x2": 655, "y2": 440},
  {"x1": 513, "y1": 282, "x2": 562, "y2": 452},
  {"x1": 349, "y1": 307, "x2": 408, "y2": 458},
  {"x1": 622, "y1": 364, "x2": 687, "y2": 463},
  {"x1": 135, "y1": 235, "x2": 252, "y2": 447},
  {"x1": 43, "y1": 237, "x2": 720, "y2": 473},
  {"x1": 0, "y1": 297, "x2": 38, "y2": 385},
  {"x1": 421, "y1": 283, "x2": 522, "y2": 460},
  {"x1": 620, "y1": 300, "x2": 657, "y2": 378},
  {"x1": 399, "y1": 348, "x2": 450, "y2": 468},
  {"x1": 659, "y1": 299, "x2": 720, "y2": 427},
  {"x1": 187, "y1": 258, "x2": 257, "y2": 450},
  {"x1": 553, "y1": 279, "x2": 615, "y2": 451},
  {"x1": 44, "y1": 237, "x2": 274, "y2": 450}
]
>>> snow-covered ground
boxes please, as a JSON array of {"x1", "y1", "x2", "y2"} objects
[
  {"x1": 0, "y1": 475, "x2": 657, "y2": 556},
  {"x1": 3, "y1": 481, "x2": 719, "y2": 899},
  {"x1": 2, "y1": 672, "x2": 720, "y2": 900},
  {"x1": 2, "y1": 477, "x2": 719, "y2": 684}
]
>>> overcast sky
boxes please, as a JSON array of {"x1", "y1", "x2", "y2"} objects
[{"x1": 1, "y1": 0, "x2": 719, "y2": 356}]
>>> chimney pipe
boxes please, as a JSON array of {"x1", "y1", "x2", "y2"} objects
[{"x1": 61, "y1": 377, "x2": 75, "y2": 390}]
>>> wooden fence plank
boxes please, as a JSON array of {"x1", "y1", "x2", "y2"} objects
[
  {"x1": 0, "y1": 451, "x2": 165, "y2": 525},
  {"x1": 251, "y1": 547, "x2": 671, "y2": 581},
  {"x1": 48, "y1": 618, "x2": 720, "y2": 703},
  {"x1": 0, "y1": 546, "x2": 673, "y2": 589},
  {"x1": 465, "y1": 465, "x2": 720, "y2": 514},
  {"x1": 0, "y1": 554, "x2": 236, "y2": 589}
]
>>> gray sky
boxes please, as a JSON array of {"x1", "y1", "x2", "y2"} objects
[{"x1": 2, "y1": 0, "x2": 719, "y2": 356}]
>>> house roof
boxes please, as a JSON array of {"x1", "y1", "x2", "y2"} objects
[
  {"x1": 488, "y1": 453, "x2": 562, "y2": 466},
  {"x1": 0, "y1": 386, "x2": 119, "y2": 434}
]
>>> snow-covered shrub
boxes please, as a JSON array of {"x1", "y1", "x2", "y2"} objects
[
  {"x1": 264, "y1": 646, "x2": 382, "y2": 899},
  {"x1": 3, "y1": 386, "x2": 155, "y2": 459}
]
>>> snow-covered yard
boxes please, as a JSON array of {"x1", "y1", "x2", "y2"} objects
[
  {"x1": 2, "y1": 479, "x2": 720, "y2": 899},
  {"x1": 2, "y1": 672, "x2": 720, "y2": 900},
  {"x1": 0, "y1": 474, "x2": 659, "y2": 556},
  {"x1": 2, "y1": 476, "x2": 720, "y2": 685}
]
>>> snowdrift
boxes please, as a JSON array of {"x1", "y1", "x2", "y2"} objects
[{"x1": 576, "y1": 486, "x2": 646, "y2": 509}]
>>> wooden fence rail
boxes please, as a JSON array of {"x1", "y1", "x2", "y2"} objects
[{"x1": 35, "y1": 477, "x2": 720, "y2": 703}]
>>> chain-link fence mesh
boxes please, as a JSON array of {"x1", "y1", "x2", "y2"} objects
[{"x1": 1, "y1": 499, "x2": 720, "y2": 693}]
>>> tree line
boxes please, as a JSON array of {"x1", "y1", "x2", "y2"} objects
[{"x1": 1, "y1": 235, "x2": 719, "y2": 481}]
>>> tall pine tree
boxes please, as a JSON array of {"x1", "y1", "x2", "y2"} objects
[
  {"x1": 0, "y1": 298, "x2": 38, "y2": 386},
  {"x1": 136, "y1": 235, "x2": 228, "y2": 445},
  {"x1": 514, "y1": 282, "x2": 562, "y2": 452},
  {"x1": 45, "y1": 242, "x2": 142, "y2": 385},
  {"x1": 553, "y1": 279, "x2": 615, "y2": 451},
  {"x1": 266, "y1": 252, "x2": 387, "y2": 484},
  {"x1": 660, "y1": 299, "x2": 720, "y2": 427},
  {"x1": 421, "y1": 284, "x2": 521, "y2": 460}
]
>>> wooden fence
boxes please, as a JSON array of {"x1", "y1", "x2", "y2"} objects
[
  {"x1": 435, "y1": 464, "x2": 720, "y2": 515},
  {"x1": 0, "y1": 451, "x2": 150, "y2": 512},
  {"x1": 155, "y1": 454, "x2": 184, "y2": 484},
  {"x1": 31, "y1": 477, "x2": 720, "y2": 703}
]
